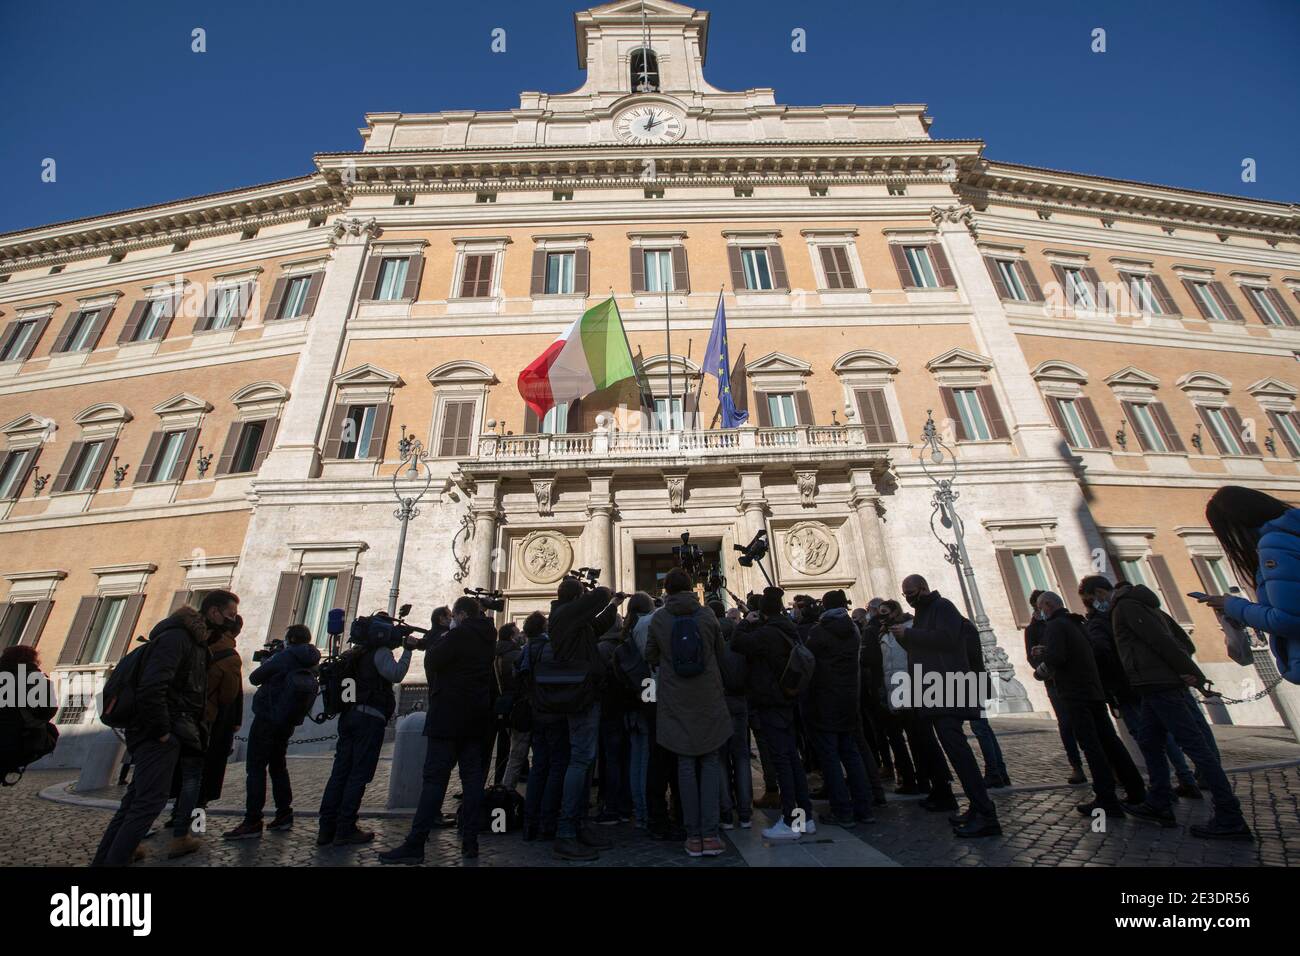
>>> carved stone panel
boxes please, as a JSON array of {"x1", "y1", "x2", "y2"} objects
[
  {"x1": 518, "y1": 530, "x2": 573, "y2": 585},
  {"x1": 784, "y1": 521, "x2": 839, "y2": 576}
]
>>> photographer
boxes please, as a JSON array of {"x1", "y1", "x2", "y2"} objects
[
  {"x1": 548, "y1": 575, "x2": 625, "y2": 862},
  {"x1": 381, "y1": 595, "x2": 495, "y2": 863},
  {"x1": 317, "y1": 612, "x2": 417, "y2": 847},
  {"x1": 225, "y1": 623, "x2": 320, "y2": 841}
]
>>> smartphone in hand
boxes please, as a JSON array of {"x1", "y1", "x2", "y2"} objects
[{"x1": 1186, "y1": 591, "x2": 1211, "y2": 603}]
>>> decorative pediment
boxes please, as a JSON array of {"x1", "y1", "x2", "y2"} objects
[
  {"x1": 747, "y1": 352, "x2": 812, "y2": 375},
  {"x1": 1248, "y1": 378, "x2": 1297, "y2": 402},
  {"x1": 427, "y1": 360, "x2": 498, "y2": 387},
  {"x1": 1031, "y1": 360, "x2": 1088, "y2": 384},
  {"x1": 925, "y1": 348, "x2": 992, "y2": 373},
  {"x1": 640, "y1": 353, "x2": 701, "y2": 376},
  {"x1": 72, "y1": 402, "x2": 131, "y2": 427},
  {"x1": 1176, "y1": 371, "x2": 1231, "y2": 394},
  {"x1": 2, "y1": 413, "x2": 57, "y2": 439},
  {"x1": 332, "y1": 364, "x2": 404, "y2": 388},
  {"x1": 230, "y1": 381, "x2": 290, "y2": 407},
  {"x1": 1104, "y1": 366, "x2": 1160, "y2": 390},
  {"x1": 152, "y1": 393, "x2": 213, "y2": 417},
  {"x1": 832, "y1": 350, "x2": 900, "y2": 375}
]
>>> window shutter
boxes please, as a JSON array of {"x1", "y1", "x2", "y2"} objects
[
  {"x1": 1267, "y1": 288, "x2": 1299, "y2": 326},
  {"x1": 767, "y1": 244, "x2": 789, "y2": 290},
  {"x1": 573, "y1": 248, "x2": 590, "y2": 296},
  {"x1": 682, "y1": 388, "x2": 699, "y2": 430},
  {"x1": 1050, "y1": 264, "x2": 1070, "y2": 307},
  {"x1": 854, "y1": 388, "x2": 896, "y2": 444},
  {"x1": 2, "y1": 446, "x2": 41, "y2": 499},
  {"x1": 367, "y1": 402, "x2": 392, "y2": 459},
  {"x1": 116, "y1": 300, "x2": 149, "y2": 344},
  {"x1": 1195, "y1": 406, "x2": 1225, "y2": 453},
  {"x1": 1224, "y1": 406, "x2": 1260, "y2": 455},
  {"x1": 1149, "y1": 274, "x2": 1179, "y2": 316},
  {"x1": 20, "y1": 599, "x2": 53, "y2": 647},
  {"x1": 106, "y1": 593, "x2": 146, "y2": 661},
  {"x1": 1046, "y1": 396, "x2": 1070, "y2": 438},
  {"x1": 50, "y1": 312, "x2": 80, "y2": 354},
  {"x1": 566, "y1": 398, "x2": 584, "y2": 434},
  {"x1": 357, "y1": 255, "x2": 382, "y2": 301},
  {"x1": 173, "y1": 427, "x2": 200, "y2": 480},
  {"x1": 1268, "y1": 410, "x2": 1299, "y2": 456},
  {"x1": 1189, "y1": 556, "x2": 1218, "y2": 597},
  {"x1": 322, "y1": 405, "x2": 348, "y2": 460},
  {"x1": 152, "y1": 293, "x2": 181, "y2": 341},
  {"x1": 262, "y1": 276, "x2": 288, "y2": 322},
  {"x1": 266, "y1": 572, "x2": 302, "y2": 641},
  {"x1": 169, "y1": 590, "x2": 193, "y2": 614},
  {"x1": 476, "y1": 254, "x2": 495, "y2": 297},
  {"x1": 50, "y1": 441, "x2": 85, "y2": 494},
  {"x1": 1120, "y1": 401, "x2": 1146, "y2": 450},
  {"x1": 629, "y1": 248, "x2": 646, "y2": 293},
  {"x1": 1182, "y1": 278, "x2": 1212, "y2": 319},
  {"x1": 1148, "y1": 554, "x2": 1192, "y2": 626},
  {"x1": 214, "y1": 422, "x2": 243, "y2": 476},
  {"x1": 889, "y1": 244, "x2": 915, "y2": 289},
  {"x1": 401, "y1": 254, "x2": 424, "y2": 300},
  {"x1": 523, "y1": 405, "x2": 540, "y2": 433},
  {"x1": 1210, "y1": 282, "x2": 1245, "y2": 323},
  {"x1": 753, "y1": 390, "x2": 771, "y2": 427},
  {"x1": 13, "y1": 314, "x2": 51, "y2": 360},
  {"x1": 1149, "y1": 401, "x2": 1185, "y2": 452},
  {"x1": 88, "y1": 437, "x2": 117, "y2": 491},
  {"x1": 727, "y1": 246, "x2": 747, "y2": 290},
  {"x1": 252, "y1": 416, "x2": 279, "y2": 471},
  {"x1": 135, "y1": 431, "x2": 164, "y2": 484},
  {"x1": 977, "y1": 385, "x2": 1009, "y2": 439},
  {"x1": 984, "y1": 257, "x2": 1011, "y2": 299},
  {"x1": 1018, "y1": 261, "x2": 1044, "y2": 302},
  {"x1": 995, "y1": 549, "x2": 1032, "y2": 629},
  {"x1": 929, "y1": 243, "x2": 956, "y2": 288},
  {"x1": 1046, "y1": 546, "x2": 1082, "y2": 613},
  {"x1": 671, "y1": 246, "x2": 690, "y2": 293},
  {"x1": 1077, "y1": 396, "x2": 1111, "y2": 448},
  {"x1": 58, "y1": 596, "x2": 100, "y2": 666},
  {"x1": 300, "y1": 272, "x2": 325, "y2": 319},
  {"x1": 195, "y1": 286, "x2": 218, "y2": 333},
  {"x1": 234, "y1": 281, "x2": 255, "y2": 326},
  {"x1": 1082, "y1": 267, "x2": 1109, "y2": 311},
  {"x1": 529, "y1": 250, "x2": 547, "y2": 296},
  {"x1": 439, "y1": 401, "x2": 475, "y2": 456},
  {"x1": 794, "y1": 390, "x2": 814, "y2": 426},
  {"x1": 821, "y1": 247, "x2": 841, "y2": 289},
  {"x1": 940, "y1": 388, "x2": 968, "y2": 440},
  {"x1": 334, "y1": 571, "x2": 354, "y2": 627}
]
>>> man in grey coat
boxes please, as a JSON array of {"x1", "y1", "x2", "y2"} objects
[{"x1": 645, "y1": 568, "x2": 732, "y2": 858}]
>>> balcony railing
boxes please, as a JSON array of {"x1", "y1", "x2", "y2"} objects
[{"x1": 475, "y1": 424, "x2": 875, "y2": 462}]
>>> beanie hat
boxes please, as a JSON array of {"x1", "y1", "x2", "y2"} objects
[{"x1": 760, "y1": 586, "x2": 786, "y2": 616}]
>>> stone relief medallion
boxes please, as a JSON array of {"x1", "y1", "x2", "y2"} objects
[
  {"x1": 784, "y1": 521, "x2": 839, "y2": 576},
  {"x1": 519, "y1": 530, "x2": 573, "y2": 585}
]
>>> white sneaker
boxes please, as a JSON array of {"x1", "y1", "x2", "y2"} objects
[{"x1": 761, "y1": 820, "x2": 802, "y2": 841}]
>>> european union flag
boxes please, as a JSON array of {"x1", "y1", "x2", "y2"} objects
[{"x1": 703, "y1": 292, "x2": 748, "y2": 428}]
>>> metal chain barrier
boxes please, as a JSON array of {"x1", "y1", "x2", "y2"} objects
[
  {"x1": 231, "y1": 732, "x2": 339, "y2": 746},
  {"x1": 1198, "y1": 675, "x2": 1285, "y2": 706}
]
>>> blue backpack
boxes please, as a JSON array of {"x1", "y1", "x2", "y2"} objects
[{"x1": 670, "y1": 614, "x2": 706, "y2": 678}]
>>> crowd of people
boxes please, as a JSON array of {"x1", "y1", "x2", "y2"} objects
[{"x1": 4, "y1": 484, "x2": 1298, "y2": 865}]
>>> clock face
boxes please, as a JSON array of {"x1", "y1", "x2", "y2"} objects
[{"x1": 614, "y1": 105, "x2": 685, "y2": 145}]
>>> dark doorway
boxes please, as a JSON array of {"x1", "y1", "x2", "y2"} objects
[{"x1": 633, "y1": 537, "x2": 721, "y2": 598}]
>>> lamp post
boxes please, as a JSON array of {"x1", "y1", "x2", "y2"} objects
[
  {"x1": 388, "y1": 426, "x2": 434, "y2": 616},
  {"x1": 919, "y1": 411, "x2": 1031, "y2": 714}
]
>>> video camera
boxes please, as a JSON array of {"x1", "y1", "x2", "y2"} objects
[
  {"x1": 673, "y1": 532, "x2": 705, "y2": 578},
  {"x1": 734, "y1": 529, "x2": 769, "y2": 568},
  {"x1": 464, "y1": 587, "x2": 505, "y2": 612},
  {"x1": 564, "y1": 567, "x2": 602, "y2": 591},
  {"x1": 251, "y1": 638, "x2": 285, "y2": 663},
  {"x1": 350, "y1": 605, "x2": 431, "y2": 649}
]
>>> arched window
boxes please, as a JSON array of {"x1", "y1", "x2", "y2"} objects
[{"x1": 630, "y1": 48, "x2": 659, "y2": 92}]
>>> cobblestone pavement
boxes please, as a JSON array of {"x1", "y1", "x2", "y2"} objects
[{"x1": 8, "y1": 717, "x2": 1299, "y2": 868}]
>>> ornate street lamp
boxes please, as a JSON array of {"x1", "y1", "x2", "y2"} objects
[
  {"x1": 388, "y1": 425, "x2": 434, "y2": 616},
  {"x1": 919, "y1": 411, "x2": 1031, "y2": 714}
]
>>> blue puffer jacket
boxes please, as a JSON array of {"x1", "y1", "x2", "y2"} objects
[
  {"x1": 250, "y1": 642, "x2": 322, "y2": 720},
  {"x1": 1222, "y1": 508, "x2": 1300, "y2": 684}
]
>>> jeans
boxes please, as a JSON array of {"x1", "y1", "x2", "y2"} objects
[
  {"x1": 627, "y1": 710, "x2": 652, "y2": 825},
  {"x1": 757, "y1": 707, "x2": 811, "y2": 826},
  {"x1": 245, "y1": 716, "x2": 294, "y2": 821},
  {"x1": 1120, "y1": 700, "x2": 1196, "y2": 786},
  {"x1": 1065, "y1": 699, "x2": 1146, "y2": 805},
  {"x1": 557, "y1": 703, "x2": 601, "y2": 839},
  {"x1": 879, "y1": 708, "x2": 917, "y2": 786},
  {"x1": 749, "y1": 708, "x2": 778, "y2": 793},
  {"x1": 409, "y1": 736, "x2": 483, "y2": 845},
  {"x1": 1135, "y1": 688, "x2": 1244, "y2": 825},
  {"x1": 171, "y1": 755, "x2": 205, "y2": 837},
  {"x1": 318, "y1": 709, "x2": 386, "y2": 836},
  {"x1": 524, "y1": 716, "x2": 569, "y2": 832},
  {"x1": 903, "y1": 712, "x2": 952, "y2": 794},
  {"x1": 969, "y1": 717, "x2": 1008, "y2": 780},
  {"x1": 92, "y1": 736, "x2": 181, "y2": 866},
  {"x1": 677, "y1": 750, "x2": 722, "y2": 839},
  {"x1": 720, "y1": 697, "x2": 753, "y2": 818},
  {"x1": 810, "y1": 729, "x2": 873, "y2": 819},
  {"x1": 598, "y1": 710, "x2": 632, "y2": 816},
  {"x1": 502, "y1": 730, "x2": 532, "y2": 790},
  {"x1": 931, "y1": 715, "x2": 997, "y2": 818},
  {"x1": 1045, "y1": 684, "x2": 1083, "y2": 767}
]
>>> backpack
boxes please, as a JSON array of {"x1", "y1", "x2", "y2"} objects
[
  {"x1": 612, "y1": 633, "x2": 651, "y2": 699},
  {"x1": 274, "y1": 668, "x2": 320, "y2": 728},
  {"x1": 458, "y1": 784, "x2": 525, "y2": 833},
  {"x1": 670, "y1": 613, "x2": 706, "y2": 678},
  {"x1": 778, "y1": 633, "x2": 816, "y2": 700},
  {"x1": 99, "y1": 637, "x2": 154, "y2": 729},
  {"x1": 530, "y1": 636, "x2": 596, "y2": 715},
  {"x1": 316, "y1": 646, "x2": 364, "y2": 721},
  {"x1": 0, "y1": 709, "x2": 59, "y2": 786}
]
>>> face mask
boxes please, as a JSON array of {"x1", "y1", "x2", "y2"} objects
[
  {"x1": 904, "y1": 592, "x2": 928, "y2": 609},
  {"x1": 1093, "y1": 600, "x2": 1110, "y2": 613}
]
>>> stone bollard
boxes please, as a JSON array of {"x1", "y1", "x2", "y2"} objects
[
  {"x1": 386, "y1": 710, "x2": 427, "y2": 810},
  {"x1": 75, "y1": 727, "x2": 127, "y2": 793}
]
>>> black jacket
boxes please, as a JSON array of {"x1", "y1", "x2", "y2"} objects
[
  {"x1": 858, "y1": 616, "x2": 886, "y2": 706},
  {"x1": 732, "y1": 613, "x2": 799, "y2": 710},
  {"x1": 805, "y1": 608, "x2": 861, "y2": 732},
  {"x1": 1023, "y1": 617, "x2": 1051, "y2": 685},
  {"x1": 1083, "y1": 608, "x2": 1134, "y2": 706},
  {"x1": 423, "y1": 615, "x2": 495, "y2": 739},
  {"x1": 1039, "y1": 608, "x2": 1105, "y2": 703},
  {"x1": 1110, "y1": 584, "x2": 1205, "y2": 692},
  {"x1": 494, "y1": 636, "x2": 523, "y2": 697},
  {"x1": 130, "y1": 606, "x2": 210, "y2": 751},
  {"x1": 548, "y1": 586, "x2": 617, "y2": 671},
  {"x1": 894, "y1": 591, "x2": 978, "y2": 718}
]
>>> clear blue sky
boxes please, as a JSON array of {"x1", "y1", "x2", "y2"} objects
[{"x1": 1, "y1": 0, "x2": 1297, "y2": 234}]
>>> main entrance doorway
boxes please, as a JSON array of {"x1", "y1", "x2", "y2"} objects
[{"x1": 632, "y1": 537, "x2": 722, "y2": 599}]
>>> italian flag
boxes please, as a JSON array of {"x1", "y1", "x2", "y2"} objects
[{"x1": 518, "y1": 297, "x2": 638, "y2": 418}]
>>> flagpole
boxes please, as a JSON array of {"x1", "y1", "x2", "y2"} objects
[{"x1": 609, "y1": 288, "x2": 651, "y2": 428}]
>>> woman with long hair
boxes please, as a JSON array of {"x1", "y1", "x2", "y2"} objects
[{"x1": 1199, "y1": 485, "x2": 1300, "y2": 683}]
